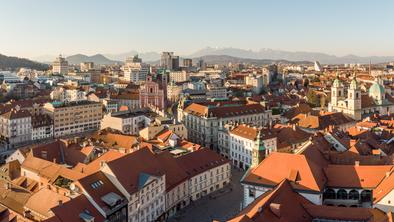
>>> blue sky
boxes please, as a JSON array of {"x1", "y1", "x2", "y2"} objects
[{"x1": 0, "y1": 0, "x2": 393, "y2": 58}]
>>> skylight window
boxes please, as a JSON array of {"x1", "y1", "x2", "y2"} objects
[{"x1": 91, "y1": 180, "x2": 104, "y2": 189}]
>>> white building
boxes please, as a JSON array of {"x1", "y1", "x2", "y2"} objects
[
  {"x1": 328, "y1": 73, "x2": 394, "y2": 120},
  {"x1": 100, "y1": 110, "x2": 151, "y2": 135},
  {"x1": 167, "y1": 82, "x2": 183, "y2": 102},
  {"x1": 206, "y1": 84, "x2": 227, "y2": 99},
  {"x1": 176, "y1": 148, "x2": 231, "y2": 201},
  {"x1": 52, "y1": 55, "x2": 69, "y2": 75},
  {"x1": 50, "y1": 86, "x2": 87, "y2": 102},
  {"x1": 245, "y1": 74, "x2": 264, "y2": 94},
  {"x1": 100, "y1": 148, "x2": 166, "y2": 222},
  {"x1": 0, "y1": 109, "x2": 32, "y2": 148},
  {"x1": 123, "y1": 55, "x2": 150, "y2": 84},
  {"x1": 219, "y1": 124, "x2": 277, "y2": 169},
  {"x1": 169, "y1": 71, "x2": 190, "y2": 83},
  {"x1": 31, "y1": 114, "x2": 53, "y2": 141},
  {"x1": 180, "y1": 102, "x2": 272, "y2": 150}
]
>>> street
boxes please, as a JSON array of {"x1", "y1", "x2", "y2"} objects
[{"x1": 168, "y1": 167, "x2": 244, "y2": 222}]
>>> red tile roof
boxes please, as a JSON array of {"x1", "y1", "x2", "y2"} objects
[
  {"x1": 75, "y1": 171, "x2": 125, "y2": 213},
  {"x1": 104, "y1": 147, "x2": 163, "y2": 195},
  {"x1": 242, "y1": 152, "x2": 326, "y2": 192},
  {"x1": 324, "y1": 165, "x2": 393, "y2": 188},
  {"x1": 176, "y1": 148, "x2": 230, "y2": 178},
  {"x1": 228, "y1": 180, "x2": 312, "y2": 222},
  {"x1": 230, "y1": 124, "x2": 275, "y2": 141},
  {"x1": 46, "y1": 195, "x2": 105, "y2": 222}
]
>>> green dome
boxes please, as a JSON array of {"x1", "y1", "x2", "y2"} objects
[
  {"x1": 349, "y1": 78, "x2": 358, "y2": 89},
  {"x1": 333, "y1": 78, "x2": 341, "y2": 87},
  {"x1": 369, "y1": 82, "x2": 385, "y2": 98}
]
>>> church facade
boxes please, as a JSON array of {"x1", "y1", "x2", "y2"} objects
[{"x1": 328, "y1": 74, "x2": 394, "y2": 120}]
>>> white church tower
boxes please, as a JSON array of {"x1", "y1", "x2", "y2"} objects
[
  {"x1": 347, "y1": 72, "x2": 362, "y2": 120},
  {"x1": 330, "y1": 72, "x2": 344, "y2": 109}
]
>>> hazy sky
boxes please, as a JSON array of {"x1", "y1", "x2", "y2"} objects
[{"x1": 1, "y1": 0, "x2": 393, "y2": 58}]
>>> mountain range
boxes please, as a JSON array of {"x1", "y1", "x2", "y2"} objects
[
  {"x1": 32, "y1": 47, "x2": 394, "y2": 65},
  {"x1": 65, "y1": 54, "x2": 121, "y2": 65},
  {"x1": 187, "y1": 47, "x2": 394, "y2": 64}
]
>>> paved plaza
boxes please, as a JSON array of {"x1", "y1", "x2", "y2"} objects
[{"x1": 169, "y1": 167, "x2": 245, "y2": 222}]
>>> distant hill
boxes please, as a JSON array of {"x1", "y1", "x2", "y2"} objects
[
  {"x1": 66, "y1": 54, "x2": 121, "y2": 65},
  {"x1": 105, "y1": 51, "x2": 161, "y2": 62},
  {"x1": 0, "y1": 54, "x2": 49, "y2": 71},
  {"x1": 193, "y1": 55, "x2": 311, "y2": 65},
  {"x1": 189, "y1": 47, "x2": 394, "y2": 64},
  {"x1": 31, "y1": 47, "x2": 394, "y2": 65}
]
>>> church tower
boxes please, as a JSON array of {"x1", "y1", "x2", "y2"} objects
[
  {"x1": 331, "y1": 72, "x2": 344, "y2": 107},
  {"x1": 251, "y1": 130, "x2": 266, "y2": 168},
  {"x1": 348, "y1": 71, "x2": 362, "y2": 120}
]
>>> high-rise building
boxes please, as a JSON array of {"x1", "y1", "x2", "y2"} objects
[
  {"x1": 123, "y1": 55, "x2": 149, "y2": 83},
  {"x1": 160, "y1": 52, "x2": 179, "y2": 70},
  {"x1": 160, "y1": 52, "x2": 174, "y2": 69},
  {"x1": 183, "y1": 58, "x2": 192, "y2": 67},
  {"x1": 52, "y1": 55, "x2": 69, "y2": 75},
  {"x1": 197, "y1": 59, "x2": 205, "y2": 70},
  {"x1": 171, "y1": 56, "x2": 180, "y2": 70}
]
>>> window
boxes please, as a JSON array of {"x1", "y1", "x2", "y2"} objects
[{"x1": 248, "y1": 188, "x2": 256, "y2": 198}]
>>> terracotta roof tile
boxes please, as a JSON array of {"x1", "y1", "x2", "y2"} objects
[
  {"x1": 242, "y1": 152, "x2": 326, "y2": 192},
  {"x1": 324, "y1": 165, "x2": 393, "y2": 188},
  {"x1": 47, "y1": 195, "x2": 105, "y2": 222},
  {"x1": 176, "y1": 148, "x2": 230, "y2": 178}
]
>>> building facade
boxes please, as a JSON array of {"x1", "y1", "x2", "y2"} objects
[
  {"x1": 52, "y1": 55, "x2": 69, "y2": 75},
  {"x1": 139, "y1": 76, "x2": 165, "y2": 110},
  {"x1": 181, "y1": 103, "x2": 272, "y2": 150},
  {"x1": 328, "y1": 75, "x2": 394, "y2": 120},
  {"x1": 43, "y1": 101, "x2": 102, "y2": 138},
  {"x1": 100, "y1": 110, "x2": 151, "y2": 135}
]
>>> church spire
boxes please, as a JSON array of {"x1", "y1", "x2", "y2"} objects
[{"x1": 251, "y1": 129, "x2": 266, "y2": 168}]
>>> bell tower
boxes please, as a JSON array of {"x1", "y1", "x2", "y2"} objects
[
  {"x1": 348, "y1": 71, "x2": 362, "y2": 120},
  {"x1": 330, "y1": 72, "x2": 344, "y2": 108},
  {"x1": 251, "y1": 130, "x2": 266, "y2": 168}
]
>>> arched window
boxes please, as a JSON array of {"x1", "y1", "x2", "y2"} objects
[
  {"x1": 356, "y1": 92, "x2": 359, "y2": 99},
  {"x1": 323, "y1": 189, "x2": 336, "y2": 199},
  {"x1": 349, "y1": 190, "x2": 359, "y2": 200},
  {"x1": 361, "y1": 190, "x2": 372, "y2": 202},
  {"x1": 150, "y1": 88, "x2": 153, "y2": 93},
  {"x1": 337, "y1": 189, "x2": 348, "y2": 199}
]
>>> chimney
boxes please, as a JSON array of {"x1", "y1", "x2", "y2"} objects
[
  {"x1": 355, "y1": 161, "x2": 360, "y2": 167},
  {"x1": 270, "y1": 203, "x2": 281, "y2": 218},
  {"x1": 100, "y1": 161, "x2": 106, "y2": 168},
  {"x1": 53, "y1": 158, "x2": 56, "y2": 163},
  {"x1": 58, "y1": 200, "x2": 63, "y2": 206}
]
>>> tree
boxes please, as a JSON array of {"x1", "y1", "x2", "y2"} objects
[{"x1": 306, "y1": 90, "x2": 320, "y2": 107}]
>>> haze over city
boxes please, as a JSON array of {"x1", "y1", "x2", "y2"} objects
[{"x1": 1, "y1": 0, "x2": 394, "y2": 59}]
